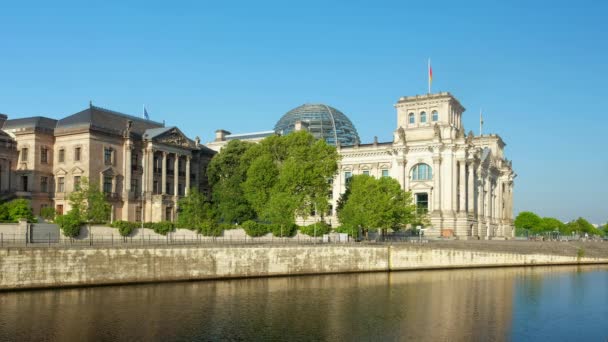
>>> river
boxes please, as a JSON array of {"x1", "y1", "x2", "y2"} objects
[{"x1": 0, "y1": 266, "x2": 606, "y2": 341}]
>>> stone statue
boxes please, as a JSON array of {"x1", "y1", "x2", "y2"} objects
[
  {"x1": 195, "y1": 136, "x2": 201, "y2": 147},
  {"x1": 433, "y1": 123, "x2": 441, "y2": 140},
  {"x1": 373, "y1": 136, "x2": 378, "y2": 146},
  {"x1": 397, "y1": 126, "x2": 406, "y2": 145},
  {"x1": 466, "y1": 131, "x2": 474, "y2": 144}
]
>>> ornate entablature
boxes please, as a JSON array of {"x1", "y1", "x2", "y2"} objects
[{"x1": 154, "y1": 128, "x2": 194, "y2": 149}]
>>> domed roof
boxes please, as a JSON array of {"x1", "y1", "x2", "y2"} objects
[{"x1": 274, "y1": 104, "x2": 360, "y2": 146}]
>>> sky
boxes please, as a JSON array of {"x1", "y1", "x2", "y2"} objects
[{"x1": 0, "y1": 0, "x2": 606, "y2": 224}]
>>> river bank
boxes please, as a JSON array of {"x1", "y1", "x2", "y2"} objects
[{"x1": 1, "y1": 241, "x2": 607, "y2": 290}]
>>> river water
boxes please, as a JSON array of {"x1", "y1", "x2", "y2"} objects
[{"x1": 0, "y1": 266, "x2": 607, "y2": 341}]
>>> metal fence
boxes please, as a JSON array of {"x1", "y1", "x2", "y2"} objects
[{"x1": 0, "y1": 232, "x2": 436, "y2": 248}]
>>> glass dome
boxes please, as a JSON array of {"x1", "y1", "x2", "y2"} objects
[{"x1": 274, "y1": 104, "x2": 360, "y2": 146}]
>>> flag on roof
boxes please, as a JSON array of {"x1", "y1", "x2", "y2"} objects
[{"x1": 143, "y1": 106, "x2": 149, "y2": 120}]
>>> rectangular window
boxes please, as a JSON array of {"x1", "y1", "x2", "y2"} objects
[
  {"x1": 21, "y1": 148, "x2": 28, "y2": 162},
  {"x1": 131, "y1": 179, "x2": 139, "y2": 194},
  {"x1": 415, "y1": 193, "x2": 429, "y2": 214},
  {"x1": 41, "y1": 147, "x2": 48, "y2": 164},
  {"x1": 21, "y1": 175, "x2": 28, "y2": 192},
  {"x1": 362, "y1": 170, "x2": 370, "y2": 176},
  {"x1": 74, "y1": 176, "x2": 81, "y2": 190},
  {"x1": 104, "y1": 147, "x2": 112, "y2": 165},
  {"x1": 40, "y1": 176, "x2": 48, "y2": 193},
  {"x1": 153, "y1": 181, "x2": 159, "y2": 194},
  {"x1": 103, "y1": 176, "x2": 113, "y2": 193},
  {"x1": 382, "y1": 169, "x2": 389, "y2": 178},
  {"x1": 58, "y1": 149, "x2": 65, "y2": 163},
  {"x1": 132, "y1": 153, "x2": 138, "y2": 167},
  {"x1": 166, "y1": 182, "x2": 171, "y2": 195},
  {"x1": 74, "y1": 147, "x2": 81, "y2": 161},
  {"x1": 57, "y1": 177, "x2": 65, "y2": 192},
  {"x1": 344, "y1": 171, "x2": 352, "y2": 182},
  {"x1": 135, "y1": 207, "x2": 142, "y2": 222}
]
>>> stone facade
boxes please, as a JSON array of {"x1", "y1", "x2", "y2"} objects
[
  {"x1": 329, "y1": 92, "x2": 515, "y2": 239},
  {"x1": 1, "y1": 105, "x2": 215, "y2": 221}
]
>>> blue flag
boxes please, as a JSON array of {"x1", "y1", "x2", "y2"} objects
[{"x1": 143, "y1": 106, "x2": 149, "y2": 120}]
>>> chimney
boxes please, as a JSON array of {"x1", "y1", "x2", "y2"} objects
[{"x1": 215, "y1": 129, "x2": 231, "y2": 142}]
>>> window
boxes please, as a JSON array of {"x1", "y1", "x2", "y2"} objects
[
  {"x1": 408, "y1": 113, "x2": 415, "y2": 124},
  {"x1": 344, "y1": 171, "x2": 352, "y2": 183},
  {"x1": 411, "y1": 163, "x2": 433, "y2": 181},
  {"x1": 381, "y1": 169, "x2": 389, "y2": 178},
  {"x1": 21, "y1": 175, "x2": 28, "y2": 191},
  {"x1": 41, "y1": 147, "x2": 48, "y2": 164},
  {"x1": 74, "y1": 147, "x2": 81, "y2": 161},
  {"x1": 415, "y1": 193, "x2": 429, "y2": 214},
  {"x1": 104, "y1": 147, "x2": 112, "y2": 165},
  {"x1": 21, "y1": 148, "x2": 28, "y2": 162},
  {"x1": 103, "y1": 176, "x2": 113, "y2": 193},
  {"x1": 131, "y1": 153, "x2": 138, "y2": 167},
  {"x1": 153, "y1": 181, "x2": 159, "y2": 194},
  {"x1": 432, "y1": 110, "x2": 439, "y2": 122},
  {"x1": 58, "y1": 149, "x2": 65, "y2": 163},
  {"x1": 420, "y1": 111, "x2": 427, "y2": 123},
  {"x1": 41, "y1": 176, "x2": 48, "y2": 193},
  {"x1": 166, "y1": 182, "x2": 172, "y2": 195},
  {"x1": 135, "y1": 207, "x2": 142, "y2": 222},
  {"x1": 131, "y1": 179, "x2": 139, "y2": 194},
  {"x1": 362, "y1": 170, "x2": 370, "y2": 176},
  {"x1": 57, "y1": 177, "x2": 65, "y2": 192},
  {"x1": 74, "y1": 176, "x2": 81, "y2": 190}
]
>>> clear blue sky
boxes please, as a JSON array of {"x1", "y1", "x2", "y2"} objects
[{"x1": 1, "y1": 0, "x2": 606, "y2": 224}]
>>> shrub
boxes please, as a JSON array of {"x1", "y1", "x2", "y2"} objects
[
  {"x1": 55, "y1": 212, "x2": 83, "y2": 237},
  {"x1": 218, "y1": 223, "x2": 234, "y2": 231},
  {"x1": 299, "y1": 222, "x2": 332, "y2": 237},
  {"x1": 142, "y1": 221, "x2": 155, "y2": 229},
  {"x1": 152, "y1": 221, "x2": 175, "y2": 235},
  {"x1": 6, "y1": 199, "x2": 35, "y2": 222},
  {"x1": 40, "y1": 206, "x2": 57, "y2": 221},
  {"x1": 198, "y1": 220, "x2": 223, "y2": 237},
  {"x1": 242, "y1": 220, "x2": 269, "y2": 237},
  {"x1": 335, "y1": 225, "x2": 357, "y2": 237},
  {"x1": 110, "y1": 220, "x2": 139, "y2": 237},
  {"x1": 269, "y1": 223, "x2": 297, "y2": 237}
]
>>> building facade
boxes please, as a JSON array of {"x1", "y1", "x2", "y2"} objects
[
  {"x1": 1, "y1": 104, "x2": 215, "y2": 222},
  {"x1": 209, "y1": 92, "x2": 515, "y2": 239},
  {"x1": 329, "y1": 93, "x2": 515, "y2": 238}
]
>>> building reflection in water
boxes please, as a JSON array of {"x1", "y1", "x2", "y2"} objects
[{"x1": 0, "y1": 266, "x2": 606, "y2": 341}]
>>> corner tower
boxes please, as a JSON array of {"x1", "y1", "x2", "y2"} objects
[{"x1": 394, "y1": 92, "x2": 466, "y2": 142}]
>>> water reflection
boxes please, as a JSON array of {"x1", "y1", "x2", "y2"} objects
[{"x1": 0, "y1": 266, "x2": 606, "y2": 341}]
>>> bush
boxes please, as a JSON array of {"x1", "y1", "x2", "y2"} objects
[
  {"x1": 335, "y1": 225, "x2": 357, "y2": 237},
  {"x1": 218, "y1": 223, "x2": 234, "y2": 231},
  {"x1": 242, "y1": 220, "x2": 269, "y2": 237},
  {"x1": 299, "y1": 222, "x2": 331, "y2": 237},
  {"x1": 142, "y1": 221, "x2": 155, "y2": 229},
  {"x1": 110, "y1": 220, "x2": 139, "y2": 237},
  {"x1": 5, "y1": 199, "x2": 35, "y2": 222},
  {"x1": 268, "y1": 223, "x2": 297, "y2": 237},
  {"x1": 55, "y1": 212, "x2": 83, "y2": 237},
  {"x1": 40, "y1": 206, "x2": 57, "y2": 221},
  {"x1": 151, "y1": 221, "x2": 175, "y2": 235},
  {"x1": 198, "y1": 220, "x2": 223, "y2": 236}
]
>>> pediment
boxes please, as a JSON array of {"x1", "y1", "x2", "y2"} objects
[
  {"x1": 410, "y1": 181, "x2": 432, "y2": 190},
  {"x1": 71, "y1": 166, "x2": 85, "y2": 175},
  {"x1": 101, "y1": 166, "x2": 116, "y2": 176},
  {"x1": 54, "y1": 168, "x2": 68, "y2": 176},
  {"x1": 154, "y1": 128, "x2": 194, "y2": 149}
]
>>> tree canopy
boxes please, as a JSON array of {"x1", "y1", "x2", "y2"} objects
[
  {"x1": 514, "y1": 211, "x2": 542, "y2": 233},
  {"x1": 177, "y1": 188, "x2": 213, "y2": 229},
  {"x1": 336, "y1": 175, "x2": 417, "y2": 234},
  {"x1": 68, "y1": 177, "x2": 111, "y2": 223},
  {"x1": 514, "y1": 211, "x2": 604, "y2": 237}
]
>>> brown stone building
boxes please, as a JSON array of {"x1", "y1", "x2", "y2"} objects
[{"x1": 1, "y1": 104, "x2": 215, "y2": 222}]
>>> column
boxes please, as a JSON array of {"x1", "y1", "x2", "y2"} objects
[
  {"x1": 467, "y1": 162, "x2": 475, "y2": 214},
  {"x1": 146, "y1": 147, "x2": 154, "y2": 195},
  {"x1": 125, "y1": 144, "x2": 132, "y2": 192},
  {"x1": 451, "y1": 155, "x2": 457, "y2": 212},
  {"x1": 458, "y1": 159, "x2": 466, "y2": 212},
  {"x1": 173, "y1": 154, "x2": 179, "y2": 197},
  {"x1": 185, "y1": 156, "x2": 191, "y2": 196},
  {"x1": 432, "y1": 155, "x2": 441, "y2": 212},
  {"x1": 161, "y1": 152, "x2": 167, "y2": 194}
]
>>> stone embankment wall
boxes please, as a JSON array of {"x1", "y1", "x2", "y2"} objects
[{"x1": 1, "y1": 244, "x2": 607, "y2": 290}]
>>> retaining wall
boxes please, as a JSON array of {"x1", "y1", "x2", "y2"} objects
[{"x1": 1, "y1": 244, "x2": 607, "y2": 290}]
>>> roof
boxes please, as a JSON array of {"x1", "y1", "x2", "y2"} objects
[
  {"x1": 142, "y1": 126, "x2": 174, "y2": 140},
  {"x1": 55, "y1": 105, "x2": 164, "y2": 136},
  {"x1": 3, "y1": 116, "x2": 58, "y2": 132},
  {"x1": 225, "y1": 130, "x2": 275, "y2": 140}
]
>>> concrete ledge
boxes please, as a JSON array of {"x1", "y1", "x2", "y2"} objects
[{"x1": 1, "y1": 244, "x2": 607, "y2": 291}]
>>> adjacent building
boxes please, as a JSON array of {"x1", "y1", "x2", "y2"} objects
[{"x1": 1, "y1": 104, "x2": 215, "y2": 222}]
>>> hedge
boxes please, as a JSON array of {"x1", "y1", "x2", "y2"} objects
[
  {"x1": 110, "y1": 220, "x2": 140, "y2": 237},
  {"x1": 299, "y1": 222, "x2": 331, "y2": 237}
]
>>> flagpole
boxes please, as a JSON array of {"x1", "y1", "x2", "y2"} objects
[
  {"x1": 428, "y1": 58, "x2": 431, "y2": 94},
  {"x1": 479, "y1": 108, "x2": 483, "y2": 136}
]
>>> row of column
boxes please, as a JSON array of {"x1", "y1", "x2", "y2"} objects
[
  {"x1": 160, "y1": 151, "x2": 191, "y2": 196},
  {"x1": 134, "y1": 146, "x2": 191, "y2": 197}
]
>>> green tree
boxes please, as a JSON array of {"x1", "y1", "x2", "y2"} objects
[
  {"x1": 67, "y1": 177, "x2": 111, "y2": 223},
  {"x1": 566, "y1": 217, "x2": 602, "y2": 236},
  {"x1": 241, "y1": 131, "x2": 339, "y2": 225},
  {"x1": 207, "y1": 140, "x2": 257, "y2": 224},
  {"x1": 177, "y1": 188, "x2": 213, "y2": 228},
  {"x1": 539, "y1": 217, "x2": 566, "y2": 234},
  {"x1": 514, "y1": 211, "x2": 542, "y2": 234},
  {"x1": 337, "y1": 175, "x2": 417, "y2": 235},
  {"x1": 5, "y1": 199, "x2": 35, "y2": 222}
]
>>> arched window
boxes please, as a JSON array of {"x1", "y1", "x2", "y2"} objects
[
  {"x1": 408, "y1": 112, "x2": 415, "y2": 124},
  {"x1": 411, "y1": 163, "x2": 433, "y2": 181},
  {"x1": 420, "y1": 111, "x2": 427, "y2": 123},
  {"x1": 432, "y1": 110, "x2": 439, "y2": 121}
]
